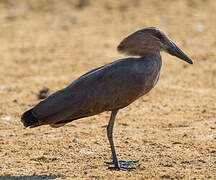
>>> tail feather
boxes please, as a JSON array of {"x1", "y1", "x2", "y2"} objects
[{"x1": 21, "y1": 108, "x2": 39, "y2": 128}]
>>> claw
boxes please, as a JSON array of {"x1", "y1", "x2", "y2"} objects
[
  {"x1": 104, "y1": 161, "x2": 114, "y2": 165},
  {"x1": 104, "y1": 160, "x2": 139, "y2": 171},
  {"x1": 105, "y1": 160, "x2": 139, "y2": 165},
  {"x1": 108, "y1": 166, "x2": 136, "y2": 171},
  {"x1": 119, "y1": 160, "x2": 139, "y2": 165}
]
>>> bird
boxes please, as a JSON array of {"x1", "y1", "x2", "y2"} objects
[{"x1": 21, "y1": 27, "x2": 193, "y2": 171}]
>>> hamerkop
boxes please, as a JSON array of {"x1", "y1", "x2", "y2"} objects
[{"x1": 21, "y1": 27, "x2": 193, "y2": 171}]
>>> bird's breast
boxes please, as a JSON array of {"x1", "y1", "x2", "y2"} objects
[
  {"x1": 153, "y1": 71, "x2": 160, "y2": 87},
  {"x1": 133, "y1": 62, "x2": 161, "y2": 96}
]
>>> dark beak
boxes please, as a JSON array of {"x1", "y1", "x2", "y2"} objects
[{"x1": 165, "y1": 40, "x2": 193, "y2": 64}]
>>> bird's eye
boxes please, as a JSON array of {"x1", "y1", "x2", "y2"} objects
[{"x1": 156, "y1": 32, "x2": 163, "y2": 41}]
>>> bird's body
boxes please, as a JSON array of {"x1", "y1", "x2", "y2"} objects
[
  {"x1": 24, "y1": 54, "x2": 162, "y2": 128},
  {"x1": 21, "y1": 27, "x2": 193, "y2": 170}
]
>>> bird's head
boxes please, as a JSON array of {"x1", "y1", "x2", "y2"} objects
[{"x1": 117, "y1": 27, "x2": 193, "y2": 64}]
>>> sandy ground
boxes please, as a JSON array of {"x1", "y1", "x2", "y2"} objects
[{"x1": 0, "y1": 0, "x2": 215, "y2": 179}]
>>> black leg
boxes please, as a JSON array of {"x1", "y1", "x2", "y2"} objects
[
  {"x1": 105, "y1": 109, "x2": 139, "y2": 171},
  {"x1": 107, "y1": 109, "x2": 120, "y2": 169}
]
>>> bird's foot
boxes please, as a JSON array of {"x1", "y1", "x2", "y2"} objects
[
  {"x1": 104, "y1": 160, "x2": 139, "y2": 171},
  {"x1": 107, "y1": 166, "x2": 135, "y2": 171},
  {"x1": 105, "y1": 160, "x2": 139, "y2": 166}
]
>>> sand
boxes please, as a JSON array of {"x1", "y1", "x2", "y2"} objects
[{"x1": 0, "y1": 0, "x2": 215, "y2": 179}]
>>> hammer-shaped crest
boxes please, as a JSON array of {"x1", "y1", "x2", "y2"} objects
[{"x1": 118, "y1": 27, "x2": 193, "y2": 64}]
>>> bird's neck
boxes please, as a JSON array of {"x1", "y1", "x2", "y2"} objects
[
  {"x1": 139, "y1": 51, "x2": 162, "y2": 75},
  {"x1": 140, "y1": 51, "x2": 162, "y2": 64}
]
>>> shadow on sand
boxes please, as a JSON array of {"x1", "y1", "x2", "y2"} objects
[{"x1": 0, "y1": 174, "x2": 64, "y2": 180}]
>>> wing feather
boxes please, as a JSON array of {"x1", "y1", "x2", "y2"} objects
[{"x1": 33, "y1": 58, "x2": 146, "y2": 125}]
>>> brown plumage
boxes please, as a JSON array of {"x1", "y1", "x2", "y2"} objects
[{"x1": 21, "y1": 27, "x2": 193, "y2": 170}]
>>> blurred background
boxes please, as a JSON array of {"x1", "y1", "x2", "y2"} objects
[{"x1": 0, "y1": 0, "x2": 215, "y2": 179}]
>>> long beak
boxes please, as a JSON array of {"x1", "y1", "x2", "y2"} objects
[{"x1": 165, "y1": 40, "x2": 193, "y2": 64}]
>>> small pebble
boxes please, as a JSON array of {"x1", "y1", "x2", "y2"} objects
[
  {"x1": 197, "y1": 24, "x2": 204, "y2": 32},
  {"x1": 0, "y1": 85, "x2": 8, "y2": 89},
  {"x1": 1, "y1": 116, "x2": 11, "y2": 121},
  {"x1": 38, "y1": 87, "x2": 49, "y2": 99},
  {"x1": 73, "y1": 138, "x2": 78, "y2": 143},
  {"x1": 183, "y1": 133, "x2": 187, "y2": 137},
  {"x1": 202, "y1": 109, "x2": 206, "y2": 113},
  {"x1": 79, "y1": 150, "x2": 94, "y2": 155},
  {"x1": 13, "y1": 99, "x2": 18, "y2": 103}
]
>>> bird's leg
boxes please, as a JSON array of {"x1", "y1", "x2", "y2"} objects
[
  {"x1": 104, "y1": 109, "x2": 138, "y2": 171},
  {"x1": 106, "y1": 109, "x2": 120, "y2": 169}
]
